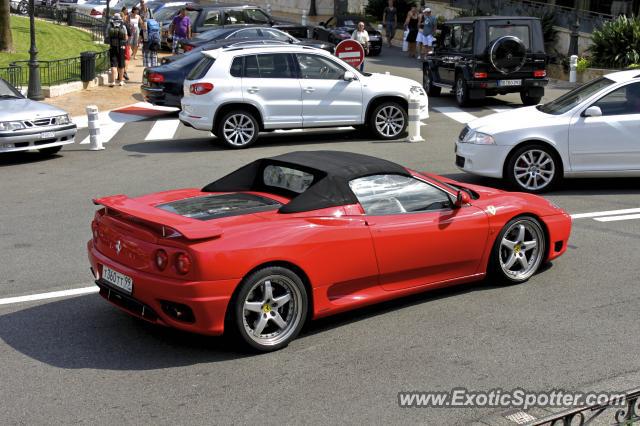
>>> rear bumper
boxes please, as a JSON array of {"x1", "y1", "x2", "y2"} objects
[
  {"x1": 467, "y1": 77, "x2": 548, "y2": 94},
  {"x1": 0, "y1": 124, "x2": 76, "y2": 153},
  {"x1": 88, "y1": 241, "x2": 239, "y2": 336},
  {"x1": 140, "y1": 85, "x2": 182, "y2": 108}
]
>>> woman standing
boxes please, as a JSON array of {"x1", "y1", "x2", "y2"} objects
[
  {"x1": 404, "y1": 6, "x2": 419, "y2": 58},
  {"x1": 129, "y1": 7, "x2": 141, "y2": 60},
  {"x1": 351, "y1": 21, "x2": 370, "y2": 72},
  {"x1": 120, "y1": 7, "x2": 131, "y2": 81}
]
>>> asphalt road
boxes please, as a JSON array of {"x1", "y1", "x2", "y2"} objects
[{"x1": 1, "y1": 46, "x2": 639, "y2": 425}]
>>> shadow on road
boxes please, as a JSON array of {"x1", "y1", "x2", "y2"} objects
[{"x1": 0, "y1": 152, "x2": 62, "y2": 167}]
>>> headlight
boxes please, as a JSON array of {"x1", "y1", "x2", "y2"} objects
[
  {"x1": 410, "y1": 85, "x2": 426, "y2": 96},
  {"x1": 0, "y1": 121, "x2": 25, "y2": 131},
  {"x1": 55, "y1": 114, "x2": 70, "y2": 125},
  {"x1": 462, "y1": 130, "x2": 495, "y2": 145}
]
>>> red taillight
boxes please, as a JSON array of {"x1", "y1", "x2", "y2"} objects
[
  {"x1": 533, "y1": 70, "x2": 546, "y2": 78},
  {"x1": 189, "y1": 82, "x2": 213, "y2": 95},
  {"x1": 175, "y1": 252, "x2": 192, "y2": 275},
  {"x1": 155, "y1": 250, "x2": 168, "y2": 271},
  {"x1": 474, "y1": 72, "x2": 488, "y2": 79},
  {"x1": 90, "y1": 8, "x2": 101, "y2": 16},
  {"x1": 148, "y1": 72, "x2": 165, "y2": 83},
  {"x1": 183, "y1": 45, "x2": 193, "y2": 51},
  {"x1": 91, "y1": 221, "x2": 99, "y2": 243}
]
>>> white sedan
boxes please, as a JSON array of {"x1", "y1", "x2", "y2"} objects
[{"x1": 455, "y1": 70, "x2": 640, "y2": 193}]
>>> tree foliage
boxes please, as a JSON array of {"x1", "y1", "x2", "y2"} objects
[{"x1": 590, "y1": 15, "x2": 640, "y2": 68}]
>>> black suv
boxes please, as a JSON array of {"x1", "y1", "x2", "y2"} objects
[{"x1": 422, "y1": 16, "x2": 548, "y2": 106}]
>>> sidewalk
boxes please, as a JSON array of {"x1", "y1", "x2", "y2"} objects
[{"x1": 44, "y1": 52, "x2": 166, "y2": 117}]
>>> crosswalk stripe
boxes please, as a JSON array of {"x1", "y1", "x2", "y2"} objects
[
  {"x1": 79, "y1": 122, "x2": 125, "y2": 145},
  {"x1": 432, "y1": 107, "x2": 478, "y2": 124},
  {"x1": 570, "y1": 207, "x2": 640, "y2": 219},
  {"x1": 594, "y1": 213, "x2": 640, "y2": 222},
  {"x1": 145, "y1": 119, "x2": 181, "y2": 141}
]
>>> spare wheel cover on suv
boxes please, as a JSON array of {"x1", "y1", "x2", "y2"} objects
[{"x1": 489, "y1": 35, "x2": 527, "y2": 74}]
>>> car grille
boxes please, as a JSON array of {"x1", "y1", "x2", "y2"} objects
[
  {"x1": 458, "y1": 125, "x2": 470, "y2": 141},
  {"x1": 23, "y1": 117, "x2": 59, "y2": 127},
  {"x1": 456, "y1": 155, "x2": 466, "y2": 167}
]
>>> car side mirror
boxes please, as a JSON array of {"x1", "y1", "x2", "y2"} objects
[
  {"x1": 583, "y1": 106, "x2": 603, "y2": 117},
  {"x1": 343, "y1": 71, "x2": 355, "y2": 81},
  {"x1": 453, "y1": 190, "x2": 471, "y2": 208}
]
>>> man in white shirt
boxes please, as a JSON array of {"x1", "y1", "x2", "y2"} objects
[{"x1": 351, "y1": 21, "x2": 370, "y2": 72}]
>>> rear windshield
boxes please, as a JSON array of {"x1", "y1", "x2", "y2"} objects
[
  {"x1": 157, "y1": 193, "x2": 281, "y2": 220},
  {"x1": 263, "y1": 165, "x2": 314, "y2": 194},
  {"x1": 488, "y1": 25, "x2": 530, "y2": 48},
  {"x1": 186, "y1": 56, "x2": 215, "y2": 80}
]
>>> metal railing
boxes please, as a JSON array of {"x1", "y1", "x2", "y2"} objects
[
  {"x1": 449, "y1": 0, "x2": 613, "y2": 33},
  {"x1": 9, "y1": 50, "x2": 109, "y2": 87},
  {"x1": 0, "y1": 67, "x2": 25, "y2": 91}
]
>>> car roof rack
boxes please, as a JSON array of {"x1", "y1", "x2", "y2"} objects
[{"x1": 222, "y1": 44, "x2": 319, "y2": 52}]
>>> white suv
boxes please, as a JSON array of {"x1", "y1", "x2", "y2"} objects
[{"x1": 179, "y1": 45, "x2": 429, "y2": 148}]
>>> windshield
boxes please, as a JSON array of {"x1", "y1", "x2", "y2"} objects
[
  {"x1": 194, "y1": 28, "x2": 229, "y2": 41},
  {"x1": 154, "y1": 6, "x2": 180, "y2": 22},
  {"x1": 537, "y1": 77, "x2": 614, "y2": 115},
  {"x1": 0, "y1": 79, "x2": 22, "y2": 98}
]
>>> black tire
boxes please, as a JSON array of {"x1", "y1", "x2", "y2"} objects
[
  {"x1": 369, "y1": 101, "x2": 407, "y2": 140},
  {"x1": 455, "y1": 75, "x2": 470, "y2": 107},
  {"x1": 506, "y1": 144, "x2": 561, "y2": 193},
  {"x1": 520, "y1": 91, "x2": 542, "y2": 106},
  {"x1": 423, "y1": 67, "x2": 441, "y2": 96},
  {"x1": 489, "y1": 216, "x2": 547, "y2": 285},
  {"x1": 38, "y1": 145, "x2": 62, "y2": 155},
  {"x1": 228, "y1": 266, "x2": 308, "y2": 352},
  {"x1": 216, "y1": 110, "x2": 259, "y2": 149}
]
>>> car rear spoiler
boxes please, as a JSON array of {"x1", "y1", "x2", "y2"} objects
[{"x1": 93, "y1": 194, "x2": 223, "y2": 240}]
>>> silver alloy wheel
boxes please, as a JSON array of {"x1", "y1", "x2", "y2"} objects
[
  {"x1": 513, "y1": 149, "x2": 555, "y2": 191},
  {"x1": 374, "y1": 105, "x2": 405, "y2": 138},
  {"x1": 499, "y1": 219, "x2": 545, "y2": 281},
  {"x1": 222, "y1": 113, "x2": 255, "y2": 147},
  {"x1": 242, "y1": 275, "x2": 303, "y2": 347}
]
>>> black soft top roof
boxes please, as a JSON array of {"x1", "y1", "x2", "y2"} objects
[{"x1": 202, "y1": 151, "x2": 410, "y2": 213}]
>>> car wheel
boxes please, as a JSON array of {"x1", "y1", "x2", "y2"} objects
[
  {"x1": 230, "y1": 266, "x2": 308, "y2": 352},
  {"x1": 423, "y1": 68, "x2": 441, "y2": 96},
  {"x1": 38, "y1": 145, "x2": 62, "y2": 155},
  {"x1": 370, "y1": 101, "x2": 407, "y2": 140},
  {"x1": 455, "y1": 75, "x2": 470, "y2": 107},
  {"x1": 506, "y1": 144, "x2": 560, "y2": 193},
  {"x1": 490, "y1": 216, "x2": 546, "y2": 285},
  {"x1": 520, "y1": 91, "x2": 542, "y2": 106},
  {"x1": 217, "y1": 110, "x2": 259, "y2": 149}
]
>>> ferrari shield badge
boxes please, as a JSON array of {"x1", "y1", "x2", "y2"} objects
[{"x1": 487, "y1": 206, "x2": 497, "y2": 215}]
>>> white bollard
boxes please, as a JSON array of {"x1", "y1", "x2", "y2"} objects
[
  {"x1": 569, "y1": 54, "x2": 578, "y2": 83},
  {"x1": 86, "y1": 105, "x2": 104, "y2": 151},
  {"x1": 301, "y1": 10, "x2": 307, "y2": 26},
  {"x1": 407, "y1": 93, "x2": 424, "y2": 143}
]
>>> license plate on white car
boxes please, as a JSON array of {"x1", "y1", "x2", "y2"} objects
[
  {"x1": 498, "y1": 79, "x2": 522, "y2": 87},
  {"x1": 40, "y1": 132, "x2": 55, "y2": 139},
  {"x1": 102, "y1": 265, "x2": 133, "y2": 294}
]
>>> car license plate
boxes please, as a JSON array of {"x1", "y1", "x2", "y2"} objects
[
  {"x1": 102, "y1": 265, "x2": 133, "y2": 294},
  {"x1": 40, "y1": 131, "x2": 55, "y2": 139},
  {"x1": 498, "y1": 79, "x2": 522, "y2": 87}
]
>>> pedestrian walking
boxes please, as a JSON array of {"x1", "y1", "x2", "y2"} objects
[
  {"x1": 169, "y1": 7, "x2": 192, "y2": 54},
  {"x1": 107, "y1": 13, "x2": 129, "y2": 86},
  {"x1": 351, "y1": 21, "x2": 370, "y2": 72},
  {"x1": 121, "y1": 7, "x2": 132, "y2": 81},
  {"x1": 129, "y1": 7, "x2": 141, "y2": 60},
  {"x1": 142, "y1": 17, "x2": 161, "y2": 68},
  {"x1": 382, "y1": 0, "x2": 397, "y2": 48},
  {"x1": 404, "y1": 6, "x2": 419, "y2": 58},
  {"x1": 420, "y1": 7, "x2": 437, "y2": 57}
]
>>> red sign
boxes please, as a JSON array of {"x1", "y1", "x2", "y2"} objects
[{"x1": 335, "y1": 39, "x2": 365, "y2": 68}]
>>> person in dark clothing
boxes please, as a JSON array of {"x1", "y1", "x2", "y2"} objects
[
  {"x1": 404, "y1": 6, "x2": 419, "y2": 58},
  {"x1": 382, "y1": 0, "x2": 397, "y2": 47},
  {"x1": 107, "y1": 13, "x2": 130, "y2": 86}
]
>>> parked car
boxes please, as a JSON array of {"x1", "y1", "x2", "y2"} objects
[
  {"x1": 88, "y1": 150, "x2": 571, "y2": 352},
  {"x1": 455, "y1": 70, "x2": 640, "y2": 193},
  {"x1": 142, "y1": 40, "x2": 291, "y2": 107},
  {"x1": 73, "y1": 0, "x2": 120, "y2": 18},
  {"x1": 179, "y1": 44, "x2": 428, "y2": 148},
  {"x1": 423, "y1": 16, "x2": 548, "y2": 106},
  {"x1": 0, "y1": 78, "x2": 77, "y2": 155},
  {"x1": 156, "y1": 3, "x2": 309, "y2": 50},
  {"x1": 178, "y1": 26, "x2": 334, "y2": 54},
  {"x1": 313, "y1": 15, "x2": 382, "y2": 56}
]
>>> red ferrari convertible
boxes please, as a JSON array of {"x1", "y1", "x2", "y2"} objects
[{"x1": 88, "y1": 151, "x2": 571, "y2": 351}]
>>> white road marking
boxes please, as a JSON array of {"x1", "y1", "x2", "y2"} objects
[
  {"x1": 432, "y1": 107, "x2": 478, "y2": 124},
  {"x1": 145, "y1": 119, "x2": 181, "y2": 141},
  {"x1": 570, "y1": 208, "x2": 640, "y2": 219},
  {"x1": 594, "y1": 213, "x2": 640, "y2": 222},
  {"x1": 79, "y1": 122, "x2": 125, "y2": 145},
  {"x1": 0, "y1": 286, "x2": 98, "y2": 306}
]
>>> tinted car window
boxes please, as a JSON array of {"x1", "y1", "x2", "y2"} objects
[
  {"x1": 538, "y1": 77, "x2": 614, "y2": 115},
  {"x1": 296, "y1": 54, "x2": 345, "y2": 80},
  {"x1": 186, "y1": 56, "x2": 215, "y2": 80},
  {"x1": 242, "y1": 54, "x2": 294, "y2": 78},
  {"x1": 460, "y1": 24, "x2": 473, "y2": 53},
  {"x1": 230, "y1": 57, "x2": 243, "y2": 77},
  {"x1": 245, "y1": 8, "x2": 270, "y2": 24},
  {"x1": 232, "y1": 28, "x2": 261, "y2": 39},
  {"x1": 488, "y1": 25, "x2": 530, "y2": 49},
  {"x1": 263, "y1": 165, "x2": 314, "y2": 193},
  {"x1": 225, "y1": 9, "x2": 270, "y2": 25},
  {"x1": 203, "y1": 10, "x2": 220, "y2": 26},
  {"x1": 593, "y1": 82, "x2": 640, "y2": 116},
  {"x1": 350, "y1": 175, "x2": 452, "y2": 215}
]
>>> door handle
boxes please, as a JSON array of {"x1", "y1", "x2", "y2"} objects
[
  {"x1": 247, "y1": 87, "x2": 260, "y2": 93},
  {"x1": 304, "y1": 87, "x2": 316, "y2": 93}
]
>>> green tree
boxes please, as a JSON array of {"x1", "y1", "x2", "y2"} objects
[{"x1": 0, "y1": 0, "x2": 13, "y2": 52}]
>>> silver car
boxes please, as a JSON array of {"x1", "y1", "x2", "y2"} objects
[{"x1": 0, "y1": 79, "x2": 77, "y2": 155}]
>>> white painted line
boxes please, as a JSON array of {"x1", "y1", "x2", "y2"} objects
[
  {"x1": 570, "y1": 207, "x2": 640, "y2": 219},
  {"x1": 0, "y1": 286, "x2": 98, "y2": 306},
  {"x1": 432, "y1": 107, "x2": 478, "y2": 124},
  {"x1": 79, "y1": 122, "x2": 125, "y2": 144},
  {"x1": 594, "y1": 213, "x2": 640, "y2": 222},
  {"x1": 145, "y1": 119, "x2": 181, "y2": 141}
]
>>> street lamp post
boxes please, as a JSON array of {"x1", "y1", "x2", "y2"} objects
[
  {"x1": 27, "y1": 0, "x2": 43, "y2": 101},
  {"x1": 568, "y1": 1, "x2": 580, "y2": 57}
]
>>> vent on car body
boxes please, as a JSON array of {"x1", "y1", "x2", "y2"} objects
[{"x1": 459, "y1": 125, "x2": 470, "y2": 141}]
